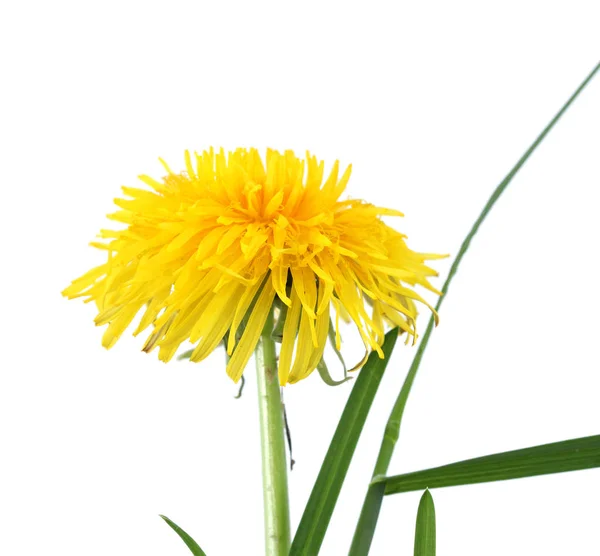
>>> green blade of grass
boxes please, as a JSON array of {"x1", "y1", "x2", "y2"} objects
[
  {"x1": 414, "y1": 490, "x2": 436, "y2": 556},
  {"x1": 159, "y1": 515, "x2": 207, "y2": 556},
  {"x1": 288, "y1": 329, "x2": 398, "y2": 556},
  {"x1": 378, "y1": 434, "x2": 600, "y2": 495},
  {"x1": 349, "y1": 60, "x2": 600, "y2": 555},
  {"x1": 345, "y1": 481, "x2": 386, "y2": 556}
]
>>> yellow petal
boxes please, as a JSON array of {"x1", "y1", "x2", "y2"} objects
[
  {"x1": 226, "y1": 280, "x2": 276, "y2": 383},
  {"x1": 278, "y1": 287, "x2": 302, "y2": 385}
]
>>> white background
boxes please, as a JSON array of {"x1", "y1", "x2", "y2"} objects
[{"x1": 1, "y1": 1, "x2": 599, "y2": 555}]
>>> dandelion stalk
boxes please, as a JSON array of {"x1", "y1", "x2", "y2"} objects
[{"x1": 256, "y1": 309, "x2": 291, "y2": 556}]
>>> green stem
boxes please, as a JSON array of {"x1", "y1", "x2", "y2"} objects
[
  {"x1": 256, "y1": 309, "x2": 291, "y2": 556},
  {"x1": 349, "y1": 59, "x2": 600, "y2": 555}
]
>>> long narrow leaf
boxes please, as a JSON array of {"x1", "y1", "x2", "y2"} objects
[
  {"x1": 350, "y1": 60, "x2": 600, "y2": 554},
  {"x1": 289, "y1": 329, "x2": 398, "y2": 556},
  {"x1": 346, "y1": 482, "x2": 386, "y2": 556},
  {"x1": 159, "y1": 515, "x2": 207, "y2": 556},
  {"x1": 380, "y1": 434, "x2": 600, "y2": 495},
  {"x1": 414, "y1": 490, "x2": 436, "y2": 556}
]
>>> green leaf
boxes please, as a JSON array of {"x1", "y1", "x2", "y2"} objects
[
  {"x1": 414, "y1": 490, "x2": 436, "y2": 556},
  {"x1": 350, "y1": 60, "x2": 600, "y2": 553},
  {"x1": 347, "y1": 482, "x2": 385, "y2": 556},
  {"x1": 289, "y1": 329, "x2": 399, "y2": 556},
  {"x1": 159, "y1": 515, "x2": 207, "y2": 556},
  {"x1": 380, "y1": 434, "x2": 600, "y2": 495}
]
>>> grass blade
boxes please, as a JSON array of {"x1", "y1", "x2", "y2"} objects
[
  {"x1": 380, "y1": 434, "x2": 600, "y2": 495},
  {"x1": 159, "y1": 515, "x2": 207, "y2": 556},
  {"x1": 350, "y1": 60, "x2": 600, "y2": 553},
  {"x1": 414, "y1": 490, "x2": 436, "y2": 556},
  {"x1": 347, "y1": 481, "x2": 386, "y2": 556},
  {"x1": 289, "y1": 329, "x2": 398, "y2": 556}
]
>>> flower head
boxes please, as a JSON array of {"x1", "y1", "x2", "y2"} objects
[{"x1": 63, "y1": 148, "x2": 443, "y2": 384}]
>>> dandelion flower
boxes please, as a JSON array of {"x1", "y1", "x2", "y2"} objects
[{"x1": 63, "y1": 148, "x2": 444, "y2": 385}]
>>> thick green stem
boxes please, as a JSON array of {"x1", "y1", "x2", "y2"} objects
[{"x1": 256, "y1": 309, "x2": 291, "y2": 556}]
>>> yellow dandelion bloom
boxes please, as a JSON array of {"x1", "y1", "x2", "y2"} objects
[{"x1": 63, "y1": 148, "x2": 444, "y2": 385}]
